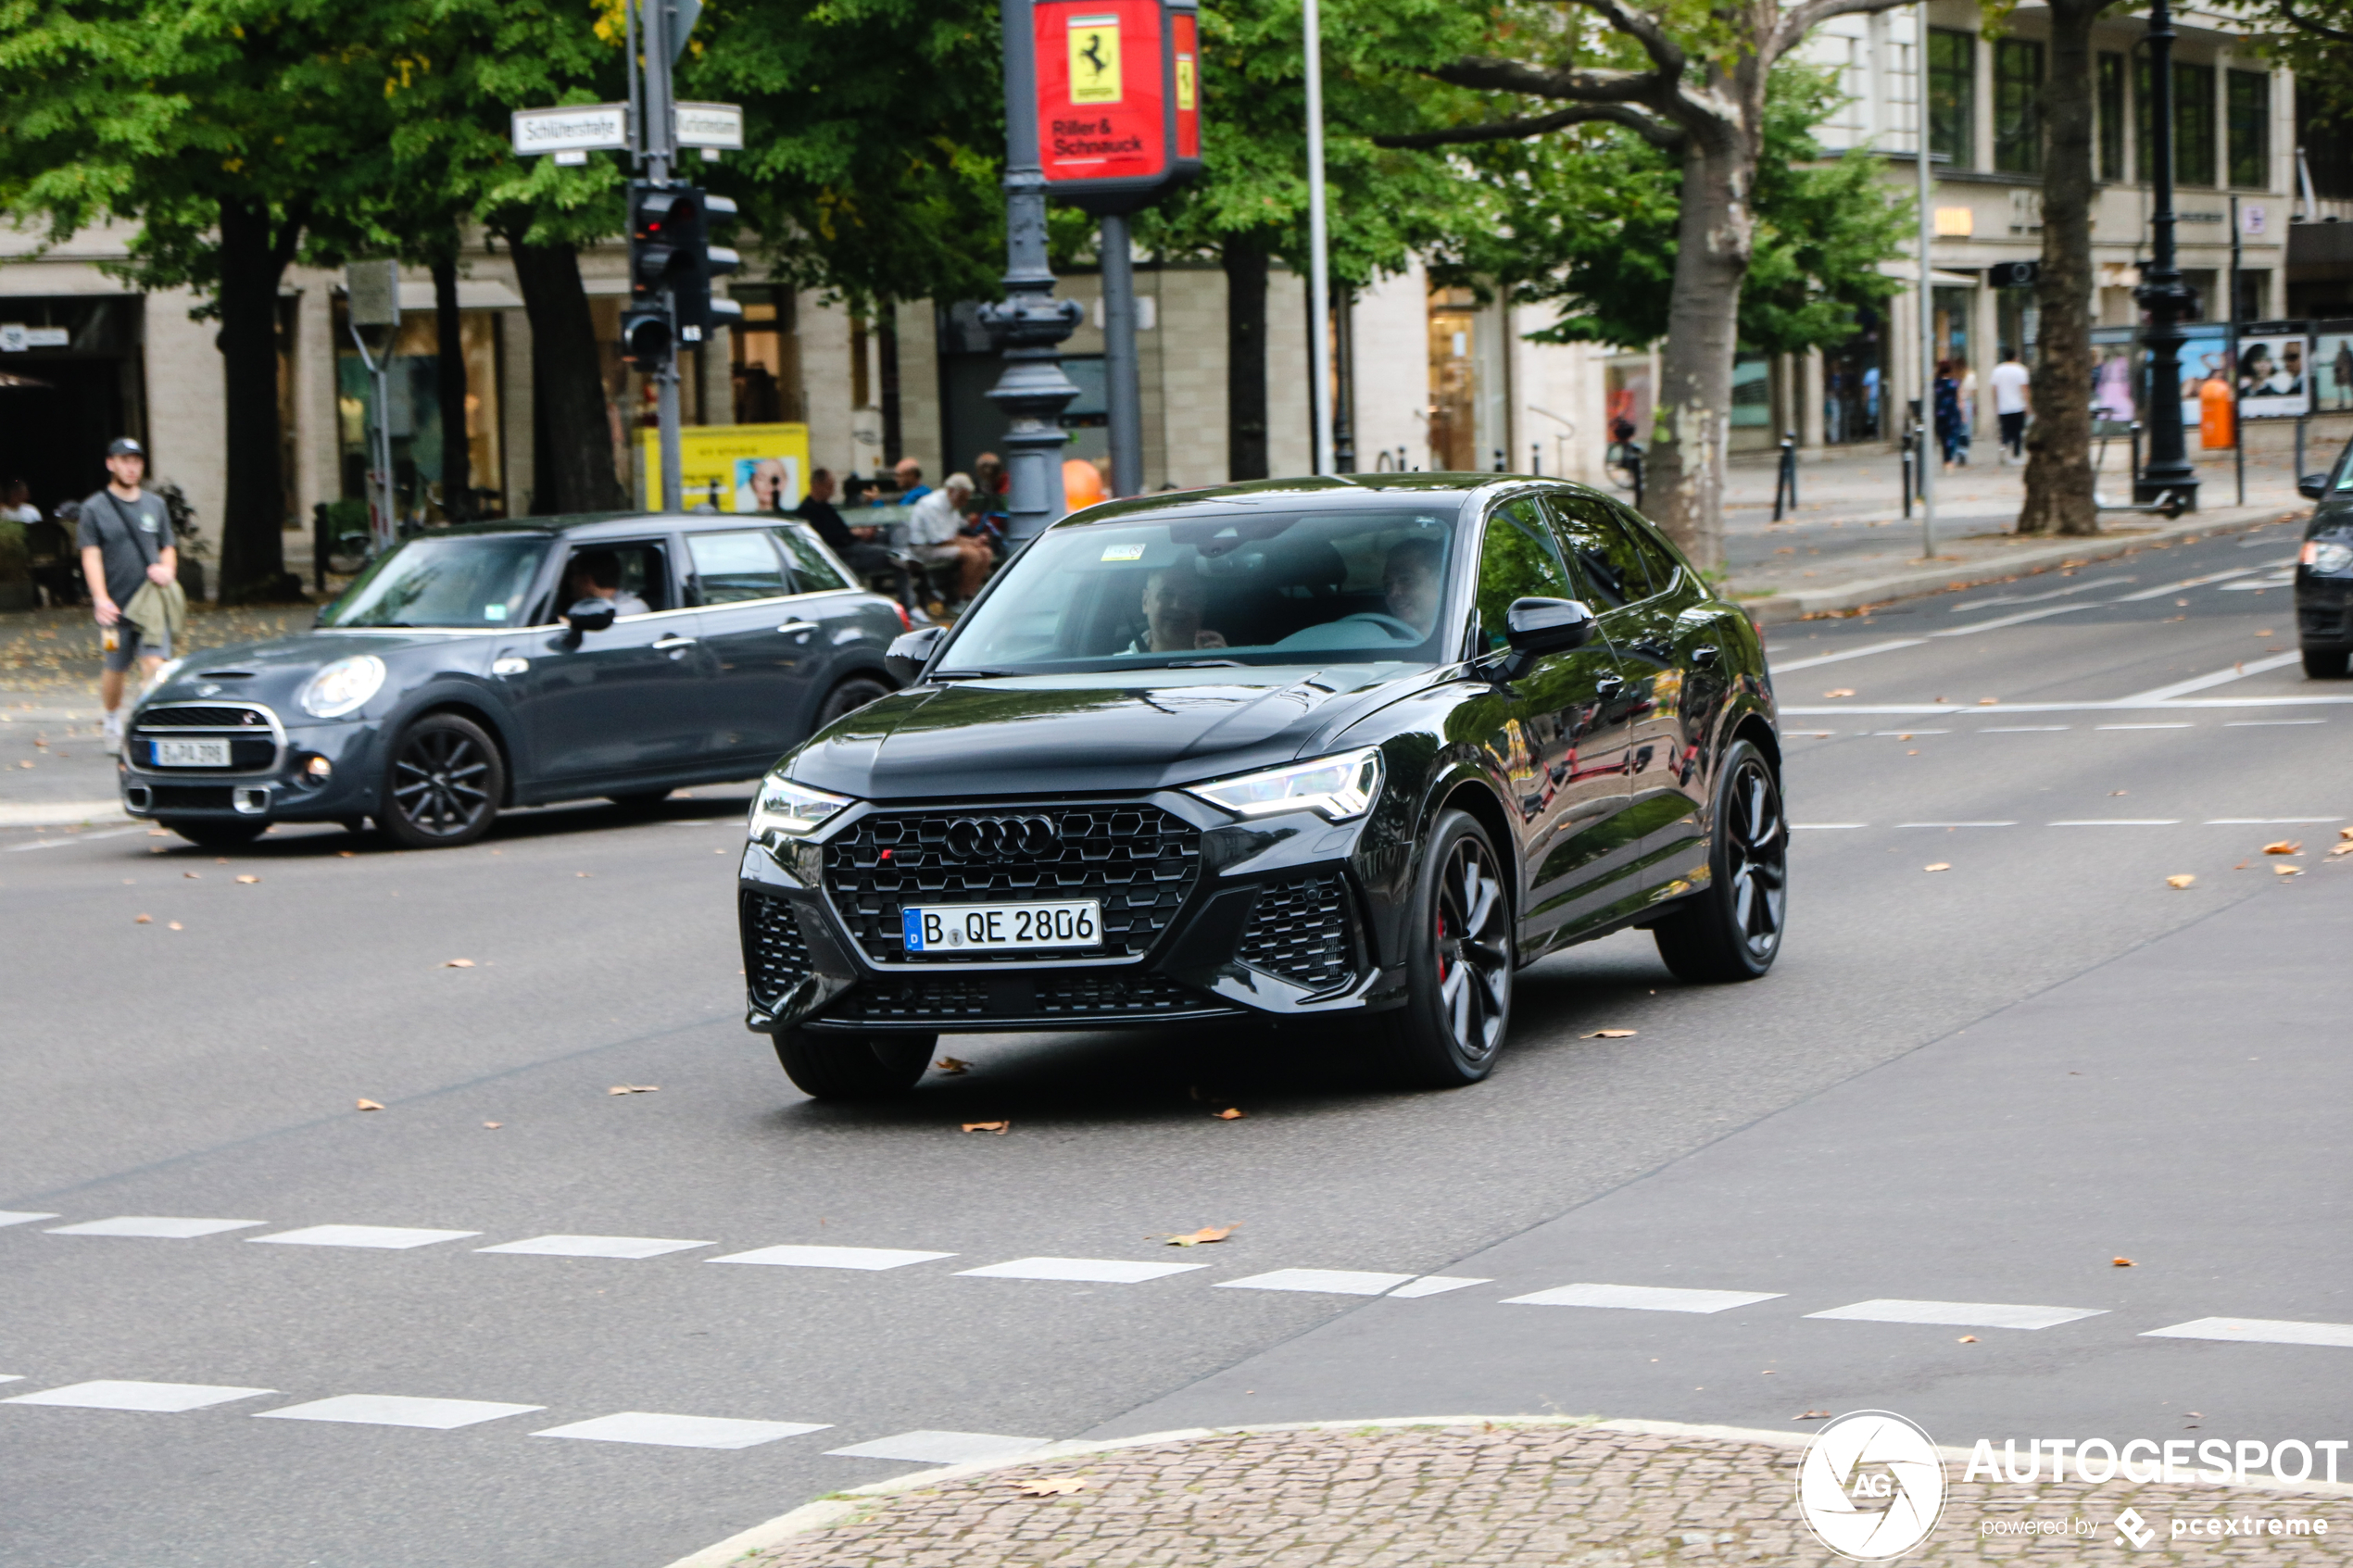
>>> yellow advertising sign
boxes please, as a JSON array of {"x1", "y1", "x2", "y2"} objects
[
  {"x1": 1068, "y1": 15, "x2": 1122, "y2": 105},
  {"x1": 637, "y1": 422, "x2": 812, "y2": 514}
]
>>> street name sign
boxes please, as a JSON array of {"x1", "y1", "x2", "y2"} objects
[
  {"x1": 511, "y1": 104, "x2": 631, "y2": 157},
  {"x1": 673, "y1": 103, "x2": 745, "y2": 150}
]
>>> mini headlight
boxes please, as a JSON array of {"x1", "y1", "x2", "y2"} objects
[
  {"x1": 298, "y1": 654, "x2": 386, "y2": 718},
  {"x1": 150, "y1": 657, "x2": 185, "y2": 686},
  {"x1": 749, "y1": 775, "x2": 856, "y2": 841},
  {"x1": 1187, "y1": 746, "x2": 1385, "y2": 822},
  {"x1": 2301, "y1": 539, "x2": 2353, "y2": 574}
]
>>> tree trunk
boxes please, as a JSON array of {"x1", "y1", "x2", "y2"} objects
[
  {"x1": 505, "y1": 232, "x2": 628, "y2": 515},
  {"x1": 878, "y1": 300, "x2": 902, "y2": 466},
  {"x1": 1647, "y1": 123, "x2": 1756, "y2": 571},
  {"x1": 213, "y1": 198, "x2": 297, "y2": 603},
  {"x1": 432, "y1": 254, "x2": 472, "y2": 521},
  {"x1": 2018, "y1": 0, "x2": 2107, "y2": 536},
  {"x1": 1223, "y1": 231, "x2": 1270, "y2": 480}
]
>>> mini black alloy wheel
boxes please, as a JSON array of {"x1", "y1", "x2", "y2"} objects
[
  {"x1": 1654, "y1": 739, "x2": 1787, "y2": 982},
  {"x1": 382, "y1": 713, "x2": 504, "y2": 849},
  {"x1": 1377, "y1": 809, "x2": 1514, "y2": 1087}
]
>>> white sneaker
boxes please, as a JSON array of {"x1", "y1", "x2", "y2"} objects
[{"x1": 102, "y1": 713, "x2": 123, "y2": 755}]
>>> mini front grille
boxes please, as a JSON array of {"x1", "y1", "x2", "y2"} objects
[
  {"x1": 817, "y1": 969, "x2": 1232, "y2": 1028},
  {"x1": 1235, "y1": 874, "x2": 1354, "y2": 990},
  {"x1": 142, "y1": 784, "x2": 236, "y2": 811},
  {"x1": 824, "y1": 804, "x2": 1202, "y2": 963},
  {"x1": 138, "y1": 705, "x2": 274, "y2": 729},
  {"x1": 740, "y1": 891, "x2": 812, "y2": 1009}
]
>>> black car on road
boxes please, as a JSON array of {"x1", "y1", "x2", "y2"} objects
[
  {"x1": 737, "y1": 474, "x2": 1783, "y2": 1097},
  {"x1": 2295, "y1": 438, "x2": 2353, "y2": 676},
  {"x1": 120, "y1": 513, "x2": 907, "y2": 848}
]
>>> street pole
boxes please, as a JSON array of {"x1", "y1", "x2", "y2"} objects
[
  {"x1": 1101, "y1": 213, "x2": 1143, "y2": 497},
  {"x1": 1302, "y1": 0, "x2": 1332, "y2": 476},
  {"x1": 2228, "y1": 194, "x2": 2245, "y2": 506},
  {"x1": 2135, "y1": 0, "x2": 2199, "y2": 510},
  {"x1": 982, "y1": 0, "x2": 1083, "y2": 547},
  {"x1": 642, "y1": 0, "x2": 684, "y2": 513},
  {"x1": 1915, "y1": 0, "x2": 1937, "y2": 559}
]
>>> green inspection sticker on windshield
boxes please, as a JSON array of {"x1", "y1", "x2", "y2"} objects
[{"x1": 1101, "y1": 543, "x2": 1147, "y2": 561}]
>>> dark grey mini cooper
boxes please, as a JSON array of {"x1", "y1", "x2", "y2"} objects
[
  {"x1": 119, "y1": 513, "x2": 906, "y2": 848},
  {"x1": 737, "y1": 475, "x2": 1783, "y2": 1098}
]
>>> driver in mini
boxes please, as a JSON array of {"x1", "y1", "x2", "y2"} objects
[
  {"x1": 1127, "y1": 565, "x2": 1227, "y2": 653},
  {"x1": 567, "y1": 549, "x2": 649, "y2": 617},
  {"x1": 1381, "y1": 537, "x2": 1444, "y2": 634}
]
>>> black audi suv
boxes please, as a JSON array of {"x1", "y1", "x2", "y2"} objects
[
  {"x1": 2295, "y1": 437, "x2": 2353, "y2": 676},
  {"x1": 736, "y1": 474, "x2": 1783, "y2": 1097}
]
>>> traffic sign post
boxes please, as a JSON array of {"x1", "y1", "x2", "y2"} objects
[{"x1": 344, "y1": 260, "x2": 401, "y2": 553}]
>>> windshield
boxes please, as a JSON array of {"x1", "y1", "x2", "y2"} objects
[
  {"x1": 937, "y1": 505, "x2": 1464, "y2": 675},
  {"x1": 319, "y1": 535, "x2": 553, "y2": 629}
]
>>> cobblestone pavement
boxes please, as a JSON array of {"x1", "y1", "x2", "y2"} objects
[{"x1": 738, "y1": 1424, "x2": 2351, "y2": 1568}]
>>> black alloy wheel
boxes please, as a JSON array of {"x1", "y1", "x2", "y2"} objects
[
  {"x1": 2301, "y1": 646, "x2": 2349, "y2": 679},
  {"x1": 157, "y1": 817, "x2": 266, "y2": 849},
  {"x1": 1653, "y1": 738, "x2": 1787, "y2": 983},
  {"x1": 382, "y1": 712, "x2": 504, "y2": 849},
  {"x1": 815, "y1": 675, "x2": 895, "y2": 729},
  {"x1": 1376, "y1": 809, "x2": 1514, "y2": 1087},
  {"x1": 773, "y1": 1028, "x2": 937, "y2": 1099}
]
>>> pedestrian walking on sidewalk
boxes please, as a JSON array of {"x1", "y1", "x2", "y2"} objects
[
  {"x1": 1932, "y1": 362, "x2": 1964, "y2": 470},
  {"x1": 1954, "y1": 358, "x2": 1977, "y2": 465},
  {"x1": 76, "y1": 437, "x2": 178, "y2": 755},
  {"x1": 1991, "y1": 348, "x2": 2032, "y2": 463}
]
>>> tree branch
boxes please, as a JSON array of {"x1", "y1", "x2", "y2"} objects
[
  {"x1": 2279, "y1": 0, "x2": 2353, "y2": 44},
  {"x1": 1429, "y1": 55, "x2": 1664, "y2": 104},
  {"x1": 1376, "y1": 103, "x2": 1686, "y2": 152},
  {"x1": 1767, "y1": 0, "x2": 1926, "y2": 65},
  {"x1": 1561, "y1": 0, "x2": 1687, "y2": 79}
]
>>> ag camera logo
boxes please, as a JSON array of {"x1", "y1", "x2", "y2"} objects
[{"x1": 1797, "y1": 1411, "x2": 1948, "y2": 1561}]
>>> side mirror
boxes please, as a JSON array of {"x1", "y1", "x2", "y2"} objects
[
  {"x1": 564, "y1": 597, "x2": 617, "y2": 635},
  {"x1": 885, "y1": 624, "x2": 946, "y2": 685},
  {"x1": 1504, "y1": 597, "x2": 1597, "y2": 658},
  {"x1": 2300, "y1": 474, "x2": 2332, "y2": 500}
]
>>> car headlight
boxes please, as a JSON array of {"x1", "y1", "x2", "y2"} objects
[
  {"x1": 297, "y1": 655, "x2": 387, "y2": 719},
  {"x1": 150, "y1": 657, "x2": 185, "y2": 686},
  {"x1": 1187, "y1": 746, "x2": 1385, "y2": 822},
  {"x1": 749, "y1": 775, "x2": 856, "y2": 841},
  {"x1": 2301, "y1": 539, "x2": 2353, "y2": 574}
]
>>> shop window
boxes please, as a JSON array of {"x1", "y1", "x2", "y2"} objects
[
  {"x1": 731, "y1": 285, "x2": 802, "y2": 423},
  {"x1": 333, "y1": 303, "x2": 506, "y2": 523},
  {"x1": 1427, "y1": 287, "x2": 1479, "y2": 472}
]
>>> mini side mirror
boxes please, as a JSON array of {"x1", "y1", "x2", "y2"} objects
[
  {"x1": 2300, "y1": 474, "x2": 2332, "y2": 500},
  {"x1": 885, "y1": 624, "x2": 946, "y2": 685},
  {"x1": 1504, "y1": 597, "x2": 1597, "y2": 658},
  {"x1": 564, "y1": 598, "x2": 617, "y2": 635}
]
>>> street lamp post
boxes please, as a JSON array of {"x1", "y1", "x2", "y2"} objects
[
  {"x1": 982, "y1": 0, "x2": 1084, "y2": 548},
  {"x1": 2135, "y1": 0, "x2": 2199, "y2": 510}
]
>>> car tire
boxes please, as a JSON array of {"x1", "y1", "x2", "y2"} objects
[
  {"x1": 380, "y1": 712, "x2": 505, "y2": 850},
  {"x1": 1371, "y1": 809, "x2": 1515, "y2": 1088},
  {"x1": 1652, "y1": 738, "x2": 1787, "y2": 984},
  {"x1": 815, "y1": 675, "x2": 894, "y2": 729},
  {"x1": 772, "y1": 1027, "x2": 936, "y2": 1099},
  {"x1": 607, "y1": 789, "x2": 673, "y2": 812},
  {"x1": 157, "y1": 817, "x2": 266, "y2": 849},
  {"x1": 2301, "y1": 646, "x2": 2349, "y2": 679}
]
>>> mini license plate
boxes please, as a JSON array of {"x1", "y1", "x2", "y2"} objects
[
  {"x1": 150, "y1": 737, "x2": 232, "y2": 768},
  {"x1": 901, "y1": 899, "x2": 1103, "y2": 953}
]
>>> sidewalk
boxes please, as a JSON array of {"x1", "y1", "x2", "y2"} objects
[{"x1": 678, "y1": 1418, "x2": 2352, "y2": 1567}]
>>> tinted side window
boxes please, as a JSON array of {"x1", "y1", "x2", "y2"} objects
[
  {"x1": 1615, "y1": 505, "x2": 1685, "y2": 595},
  {"x1": 771, "y1": 524, "x2": 849, "y2": 592},
  {"x1": 1475, "y1": 501, "x2": 1575, "y2": 652},
  {"x1": 550, "y1": 539, "x2": 672, "y2": 620},
  {"x1": 688, "y1": 530, "x2": 789, "y2": 604},
  {"x1": 1541, "y1": 493, "x2": 1653, "y2": 608}
]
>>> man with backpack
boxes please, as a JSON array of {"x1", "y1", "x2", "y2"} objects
[{"x1": 76, "y1": 437, "x2": 178, "y2": 754}]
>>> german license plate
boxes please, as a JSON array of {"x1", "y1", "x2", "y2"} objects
[
  {"x1": 150, "y1": 737, "x2": 231, "y2": 768},
  {"x1": 901, "y1": 899, "x2": 1103, "y2": 953}
]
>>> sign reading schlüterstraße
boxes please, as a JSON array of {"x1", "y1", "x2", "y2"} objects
[{"x1": 510, "y1": 104, "x2": 631, "y2": 157}]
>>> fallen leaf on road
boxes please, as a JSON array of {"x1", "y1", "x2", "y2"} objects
[
  {"x1": 1213, "y1": 1107, "x2": 1246, "y2": 1120},
  {"x1": 1906, "y1": 749, "x2": 1919, "y2": 756},
  {"x1": 2331, "y1": 843, "x2": 2353, "y2": 859},
  {"x1": 2275, "y1": 864, "x2": 2302, "y2": 877},
  {"x1": 1011, "y1": 1476, "x2": 1087, "y2": 1497},
  {"x1": 483, "y1": 1122, "x2": 502, "y2": 1129},
  {"x1": 134, "y1": 913, "x2": 151, "y2": 923},
  {"x1": 234, "y1": 874, "x2": 258, "y2": 884},
  {"x1": 2257, "y1": 629, "x2": 2274, "y2": 637},
  {"x1": 1957, "y1": 1336, "x2": 1978, "y2": 1343},
  {"x1": 2166, "y1": 874, "x2": 2196, "y2": 889},
  {"x1": 1796, "y1": 1411, "x2": 1832, "y2": 1420},
  {"x1": 168, "y1": 922, "x2": 182, "y2": 930},
  {"x1": 356, "y1": 1098, "x2": 384, "y2": 1111},
  {"x1": 148, "y1": 828, "x2": 167, "y2": 837},
  {"x1": 933, "y1": 1057, "x2": 972, "y2": 1074},
  {"x1": 1923, "y1": 863, "x2": 1952, "y2": 872},
  {"x1": 1977, "y1": 696, "x2": 1999, "y2": 706},
  {"x1": 2262, "y1": 840, "x2": 2301, "y2": 855},
  {"x1": 1822, "y1": 688, "x2": 1856, "y2": 698},
  {"x1": 338, "y1": 850, "x2": 355, "y2": 858},
  {"x1": 183, "y1": 872, "x2": 200, "y2": 879},
  {"x1": 1582, "y1": 1029, "x2": 1639, "y2": 1039},
  {"x1": 1896, "y1": 733, "x2": 1913, "y2": 741},
  {"x1": 1167, "y1": 1225, "x2": 1236, "y2": 1247},
  {"x1": 2341, "y1": 827, "x2": 2353, "y2": 841},
  {"x1": 2113, "y1": 1256, "x2": 2135, "y2": 1267},
  {"x1": 610, "y1": 1085, "x2": 661, "y2": 1096},
  {"x1": 961, "y1": 1120, "x2": 1011, "y2": 1134},
  {"x1": 443, "y1": 959, "x2": 475, "y2": 968}
]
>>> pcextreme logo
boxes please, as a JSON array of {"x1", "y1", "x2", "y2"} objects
[{"x1": 1796, "y1": 1411, "x2": 1949, "y2": 1562}]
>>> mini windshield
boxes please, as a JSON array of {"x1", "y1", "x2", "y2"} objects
[
  {"x1": 318, "y1": 535, "x2": 553, "y2": 629},
  {"x1": 937, "y1": 506, "x2": 1463, "y2": 674}
]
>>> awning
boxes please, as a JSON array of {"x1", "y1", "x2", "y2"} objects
[{"x1": 1879, "y1": 261, "x2": 1987, "y2": 287}]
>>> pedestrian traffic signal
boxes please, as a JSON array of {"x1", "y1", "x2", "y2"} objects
[
  {"x1": 629, "y1": 182, "x2": 698, "y2": 310},
  {"x1": 621, "y1": 307, "x2": 673, "y2": 369}
]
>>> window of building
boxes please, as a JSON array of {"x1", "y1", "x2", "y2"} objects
[
  {"x1": 1928, "y1": 29, "x2": 1977, "y2": 169},
  {"x1": 2226, "y1": 69, "x2": 2270, "y2": 189},
  {"x1": 2174, "y1": 62, "x2": 2218, "y2": 186},
  {"x1": 1994, "y1": 38, "x2": 2045, "y2": 175},
  {"x1": 730, "y1": 285, "x2": 802, "y2": 424},
  {"x1": 2097, "y1": 52, "x2": 2125, "y2": 182}
]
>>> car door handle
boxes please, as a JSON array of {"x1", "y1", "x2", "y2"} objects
[
  {"x1": 774, "y1": 621, "x2": 819, "y2": 636},
  {"x1": 652, "y1": 634, "x2": 698, "y2": 649},
  {"x1": 1690, "y1": 645, "x2": 1720, "y2": 668}
]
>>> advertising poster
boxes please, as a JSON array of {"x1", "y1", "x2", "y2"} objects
[
  {"x1": 2234, "y1": 332, "x2": 2311, "y2": 420},
  {"x1": 2311, "y1": 329, "x2": 2353, "y2": 414},
  {"x1": 636, "y1": 422, "x2": 811, "y2": 513}
]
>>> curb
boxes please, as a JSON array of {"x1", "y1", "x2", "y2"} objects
[
  {"x1": 0, "y1": 800, "x2": 133, "y2": 829},
  {"x1": 657, "y1": 1412, "x2": 2353, "y2": 1567},
  {"x1": 1737, "y1": 502, "x2": 2307, "y2": 626}
]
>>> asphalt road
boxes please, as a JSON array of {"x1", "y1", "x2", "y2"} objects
[{"x1": 3, "y1": 516, "x2": 2348, "y2": 1568}]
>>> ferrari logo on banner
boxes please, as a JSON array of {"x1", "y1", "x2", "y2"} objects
[
  {"x1": 1068, "y1": 15, "x2": 1122, "y2": 103},
  {"x1": 1176, "y1": 50, "x2": 1195, "y2": 111}
]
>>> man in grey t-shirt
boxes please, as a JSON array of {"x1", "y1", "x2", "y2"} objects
[{"x1": 76, "y1": 437, "x2": 178, "y2": 752}]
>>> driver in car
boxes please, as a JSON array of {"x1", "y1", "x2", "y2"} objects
[
  {"x1": 1381, "y1": 536, "x2": 1444, "y2": 635},
  {"x1": 567, "y1": 549, "x2": 649, "y2": 618},
  {"x1": 1126, "y1": 565, "x2": 1228, "y2": 653}
]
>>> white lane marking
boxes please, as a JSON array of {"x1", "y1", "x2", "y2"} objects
[
  {"x1": 2047, "y1": 820, "x2": 2183, "y2": 827},
  {"x1": 47, "y1": 1217, "x2": 264, "y2": 1239},
  {"x1": 826, "y1": 1430, "x2": 1052, "y2": 1465},
  {"x1": 0, "y1": 1375, "x2": 20, "y2": 1385},
  {"x1": 5, "y1": 825, "x2": 149, "y2": 852},
  {"x1": 1806, "y1": 1298, "x2": 2108, "y2": 1331},
  {"x1": 1216, "y1": 1268, "x2": 1419, "y2": 1297},
  {"x1": 2216, "y1": 574, "x2": 2296, "y2": 591},
  {"x1": 249, "y1": 1225, "x2": 480, "y2": 1250},
  {"x1": 475, "y1": 1235, "x2": 713, "y2": 1260},
  {"x1": 1503, "y1": 1283, "x2": 1784, "y2": 1314},
  {"x1": 2123, "y1": 651, "x2": 2305, "y2": 703},
  {"x1": 1932, "y1": 603, "x2": 2098, "y2": 636},
  {"x1": 2205, "y1": 817, "x2": 2342, "y2": 824},
  {"x1": 2142, "y1": 1317, "x2": 2353, "y2": 1349},
  {"x1": 1983, "y1": 725, "x2": 2071, "y2": 732},
  {"x1": 0, "y1": 1211, "x2": 59, "y2": 1227},
  {"x1": 4, "y1": 1381, "x2": 276, "y2": 1412},
  {"x1": 1873, "y1": 729, "x2": 1952, "y2": 735},
  {"x1": 1387, "y1": 1276, "x2": 1493, "y2": 1298},
  {"x1": 709, "y1": 1244, "x2": 954, "y2": 1271},
  {"x1": 2226, "y1": 719, "x2": 2325, "y2": 726},
  {"x1": 955, "y1": 1257, "x2": 1209, "y2": 1284},
  {"x1": 2095, "y1": 722, "x2": 2195, "y2": 730},
  {"x1": 1951, "y1": 577, "x2": 2127, "y2": 611},
  {"x1": 1792, "y1": 823, "x2": 1869, "y2": 831},
  {"x1": 2110, "y1": 563, "x2": 2279, "y2": 601},
  {"x1": 1769, "y1": 639, "x2": 1929, "y2": 673},
  {"x1": 533, "y1": 1411, "x2": 831, "y2": 1449},
  {"x1": 1898, "y1": 822, "x2": 2016, "y2": 828},
  {"x1": 1783, "y1": 696, "x2": 2353, "y2": 713},
  {"x1": 257, "y1": 1395, "x2": 546, "y2": 1429}
]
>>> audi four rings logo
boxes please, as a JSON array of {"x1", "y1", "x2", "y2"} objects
[{"x1": 944, "y1": 816, "x2": 1061, "y2": 858}]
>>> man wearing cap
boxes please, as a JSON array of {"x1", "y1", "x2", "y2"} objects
[{"x1": 78, "y1": 437, "x2": 177, "y2": 753}]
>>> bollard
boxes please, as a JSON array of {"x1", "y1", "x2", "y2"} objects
[
  {"x1": 2296, "y1": 413, "x2": 2307, "y2": 483},
  {"x1": 1901, "y1": 425, "x2": 1915, "y2": 519},
  {"x1": 1772, "y1": 431, "x2": 1799, "y2": 520}
]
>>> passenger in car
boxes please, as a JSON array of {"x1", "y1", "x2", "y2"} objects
[
  {"x1": 1126, "y1": 565, "x2": 1228, "y2": 653},
  {"x1": 567, "y1": 549, "x2": 650, "y2": 617},
  {"x1": 1381, "y1": 537, "x2": 1445, "y2": 635}
]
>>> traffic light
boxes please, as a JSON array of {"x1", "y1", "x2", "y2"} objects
[
  {"x1": 620, "y1": 307, "x2": 673, "y2": 369},
  {"x1": 624, "y1": 182, "x2": 744, "y2": 355},
  {"x1": 675, "y1": 191, "x2": 743, "y2": 343},
  {"x1": 629, "y1": 182, "x2": 698, "y2": 310}
]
